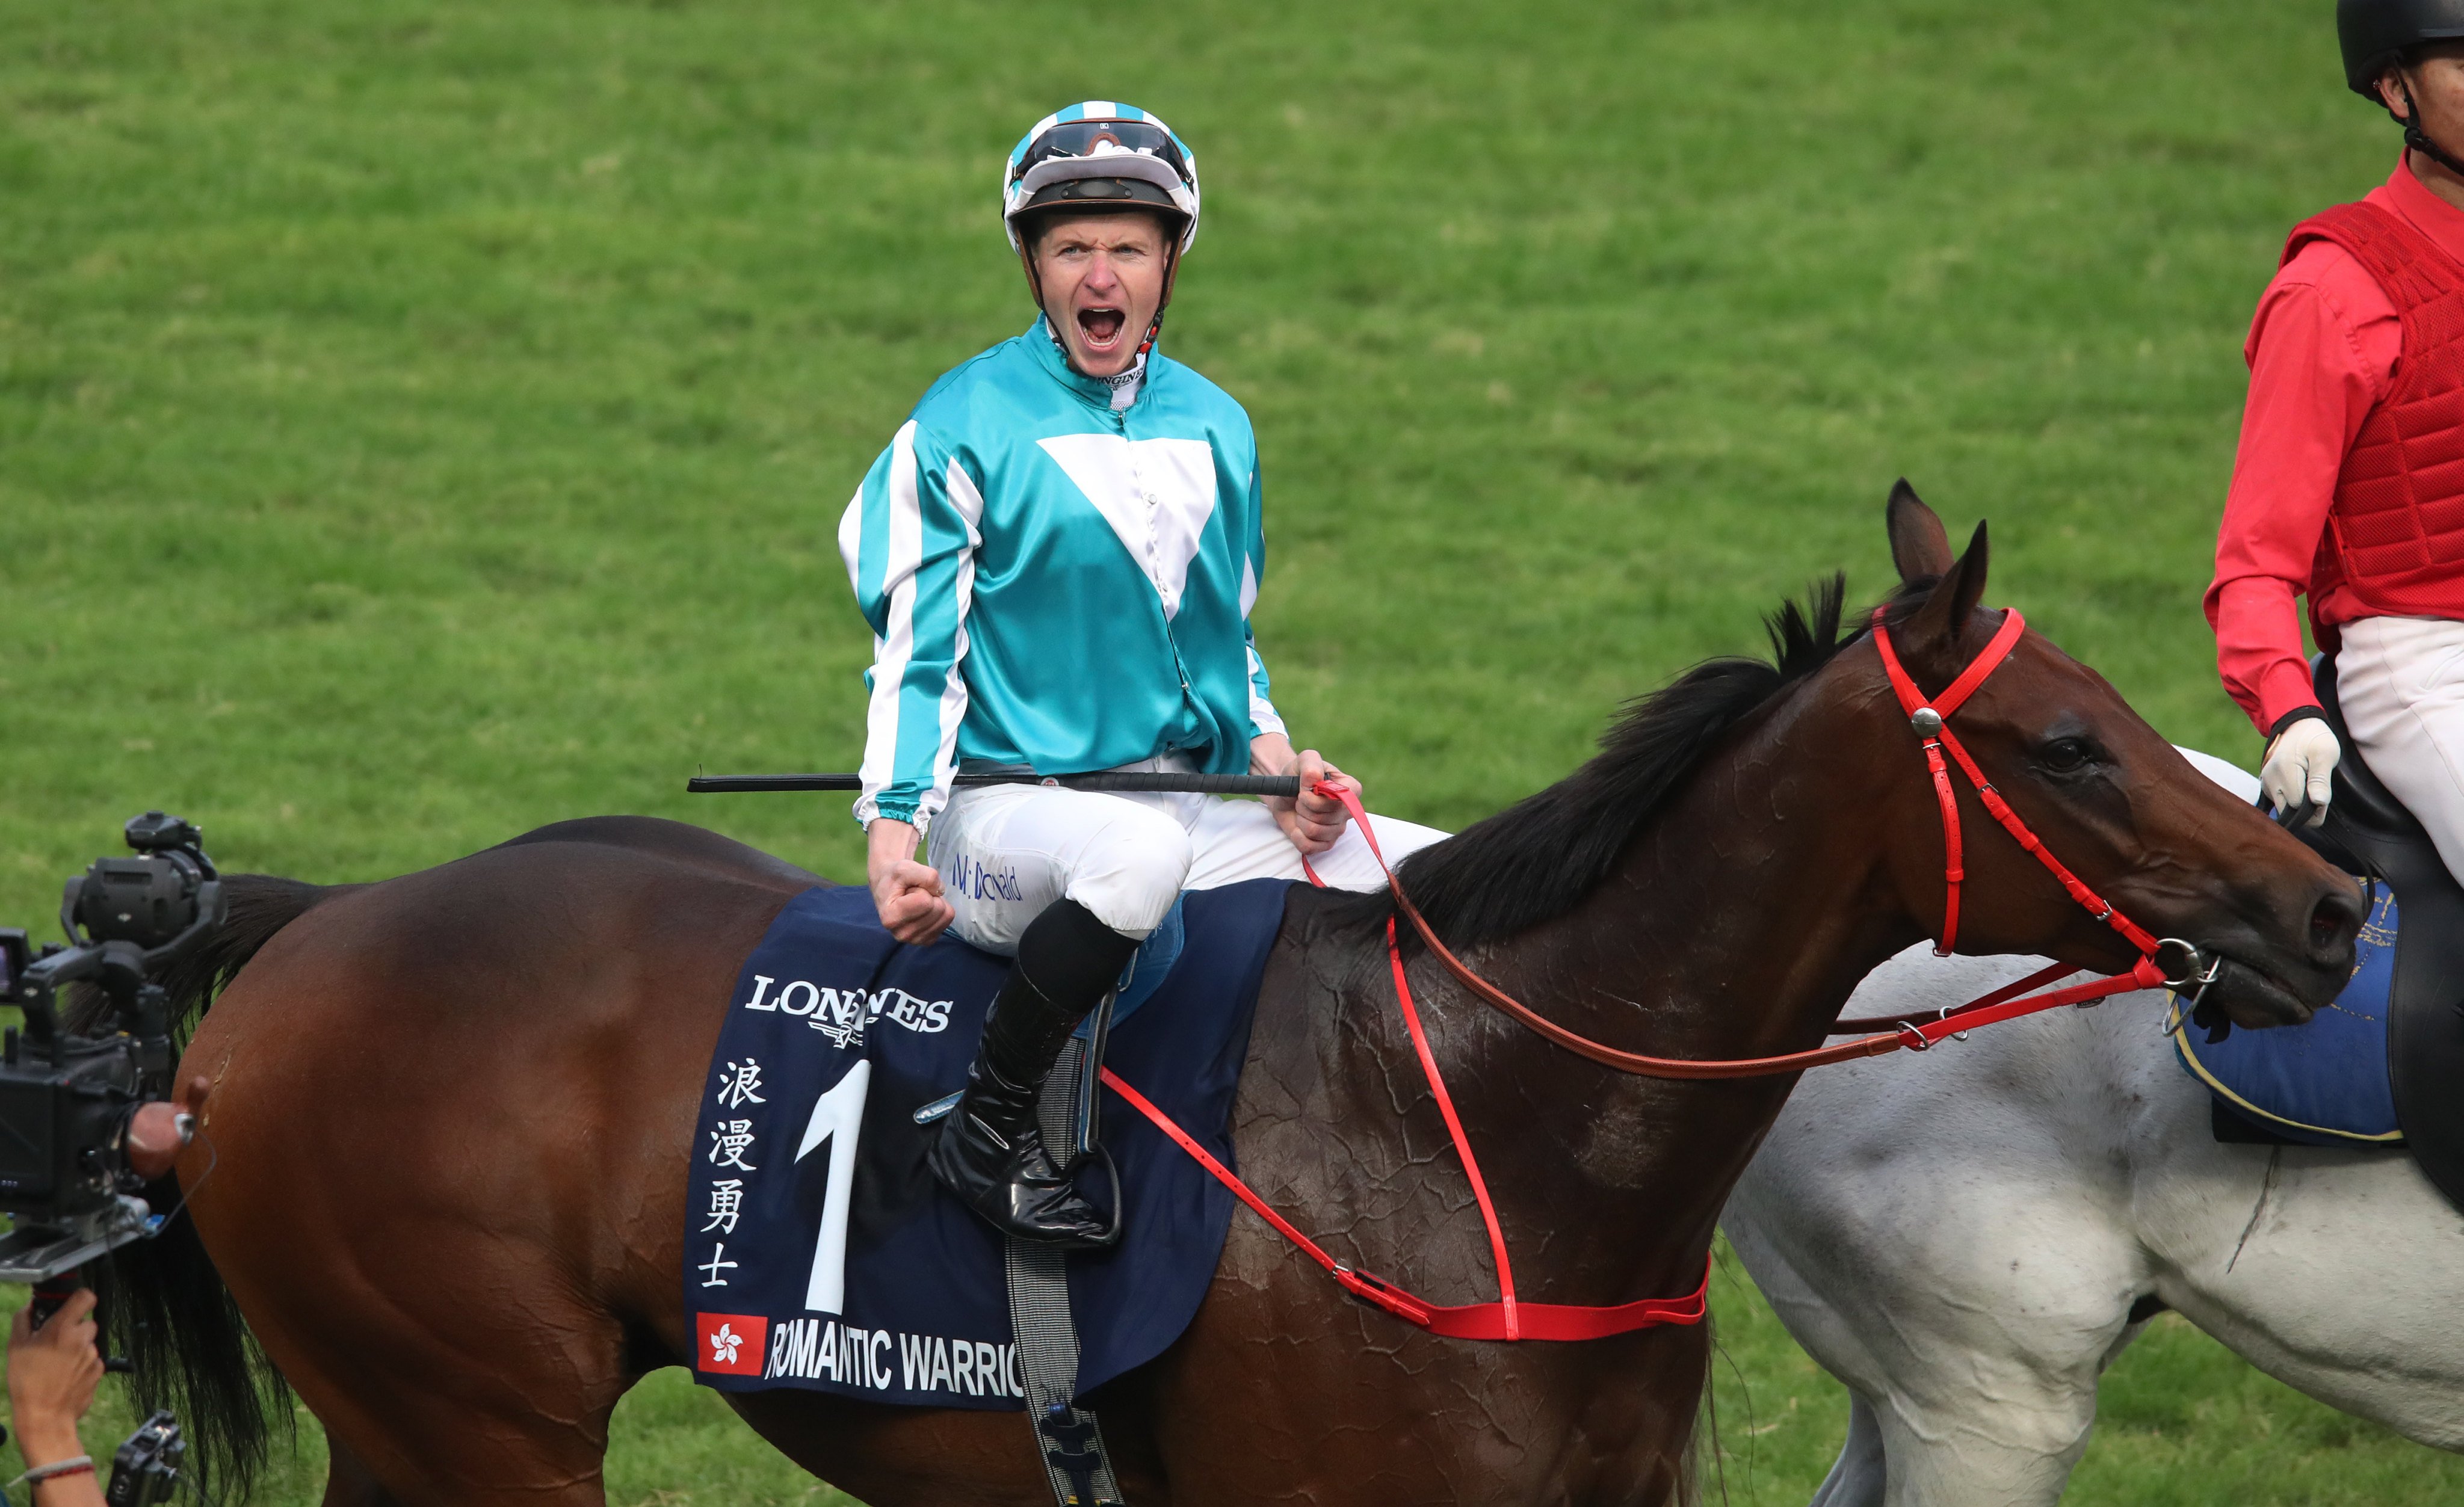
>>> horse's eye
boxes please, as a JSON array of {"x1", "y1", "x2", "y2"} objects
[{"x1": 2040, "y1": 737, "x2": 2092, "y2": 773}]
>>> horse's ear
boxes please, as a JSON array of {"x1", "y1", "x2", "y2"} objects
[
  {"x1": 1886, "y1": 479, "x2": 1954, "y2": 582},
  {"x1": 1907, "y1": 520, "x2": 1990, "y2": 646}
]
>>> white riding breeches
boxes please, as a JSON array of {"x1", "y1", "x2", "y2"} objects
[
  {"x1": 928, "y1": 762, "x2": 1450, "y2": 955},
  {"x1": 2334, "y1": 615, "x2": 2464, "y2": 883}
]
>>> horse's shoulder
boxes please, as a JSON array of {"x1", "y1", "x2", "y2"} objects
[
  {"x1": 1257, "y1": 885, "x2": 1380, "y2": 972},
  {"x1": 490, "y1": 815, "x2": 831, "y2": 893},
  {"x1": 1241, "y1": 884, "x2": 1389, "y2": 1064}
]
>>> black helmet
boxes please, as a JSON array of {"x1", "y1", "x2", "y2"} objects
[{"x1": 2341, "y1": 0, "x2": 2464, "y2": 99}]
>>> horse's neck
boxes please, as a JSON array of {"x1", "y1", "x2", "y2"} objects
[{"x1": 1385, "y1": 712, "x2": 1924, "y2": 1299}]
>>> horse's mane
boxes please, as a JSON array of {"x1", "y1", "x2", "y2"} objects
[{"x1": 1357, "y1": 572, "x2": 1931, "y2": 951}]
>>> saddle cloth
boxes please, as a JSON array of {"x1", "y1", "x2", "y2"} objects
[
  {"x1": 2173, "y1": 884, "x2": 2404, "y2": 1147},
  {"x1": 684, "y1": 878, "x2": 1291, "y2": 1410}
]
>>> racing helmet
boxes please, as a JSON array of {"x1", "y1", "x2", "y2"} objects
[
  {"x1": 2341, "y1": 0, "x2": 2464, "y2": 98},
  {"x1": 1002, "y1": 103, "x2": 1200, "y2": 256}
]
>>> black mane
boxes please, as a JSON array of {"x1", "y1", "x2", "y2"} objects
[{"x1": 1362, "y1": 573, "x2": 1888, "y2": 951}]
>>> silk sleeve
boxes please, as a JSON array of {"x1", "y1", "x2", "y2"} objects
[{"x1": 837, "y1": 420, "x2": 985, "y2": 832}]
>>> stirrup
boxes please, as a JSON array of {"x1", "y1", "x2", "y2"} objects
[{"x1": 1057, "y1": 987, "x2": 1120, "y2": 1170}]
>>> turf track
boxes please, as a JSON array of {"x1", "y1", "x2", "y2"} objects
[{"x1": 2, "y1": 1, "x2": 2459, "y2": 1501}]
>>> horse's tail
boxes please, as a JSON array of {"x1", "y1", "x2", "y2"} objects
[
  {"x1": 158, "y1": 873, "x2": 336, "y2": 1039},
  {"x1": 93, "y1": 873, "x2": 344, "y2": 1500}
]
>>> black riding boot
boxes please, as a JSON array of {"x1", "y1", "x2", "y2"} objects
[{"x1": 930, "y1": 899, "x2": 1141, "y2": 1248}]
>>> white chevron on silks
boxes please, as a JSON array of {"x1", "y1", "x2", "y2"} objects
[{"x1": 1037, "y1": 434, "x2": 1220, "y2": 620}]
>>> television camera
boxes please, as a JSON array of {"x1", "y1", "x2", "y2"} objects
[
  {"x1": 0, "y1": 813, "x2": 223, "y2": 1284},
  {"x1": 103, "y1": 1408, "x2": 187, "y2": 1506}
]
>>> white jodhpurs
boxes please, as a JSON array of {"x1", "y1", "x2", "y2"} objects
[
  {"x1": 927, "y1": 758, "x2": 1450, "y2": 956},
  {"x1": 2334, "y1": 615, "x2": 2464, "y2": 883}
]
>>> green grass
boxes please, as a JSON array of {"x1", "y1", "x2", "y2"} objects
[{"x1": 0, "y1": 0, "x2": 2453, "y2": 1500}]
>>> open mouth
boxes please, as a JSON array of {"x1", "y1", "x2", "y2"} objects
[{"x1": 1077, "y1": 306, "x2": 1126, "y2": 351}]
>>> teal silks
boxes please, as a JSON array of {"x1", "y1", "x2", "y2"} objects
[{"x1": 839, "y1": 319, "x2": 1282, "y2": 832}]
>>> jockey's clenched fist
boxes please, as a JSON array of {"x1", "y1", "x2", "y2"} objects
[{"x1": 867, "y1": 818, "x2": 954, "y2": 946}]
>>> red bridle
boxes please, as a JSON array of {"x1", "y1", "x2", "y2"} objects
[{"x1": 1868, "y1": 606, "x2": 2165, "y2": 962}]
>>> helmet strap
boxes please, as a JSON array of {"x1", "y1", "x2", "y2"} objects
[
  {"x1": 1134, "y1": 242, "x2": 1182, "y2": 362},
  {"x1": 1018, "y1": 242, "x2": 1047, "y2": 313},
  {"x1": 2397, "y1": 76, "x2": 2464, "y2": 180}
]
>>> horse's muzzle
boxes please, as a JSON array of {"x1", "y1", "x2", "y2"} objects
[
  {"x1": 2190, "y1": 876, "x2": 2365, "y2": 1036},
  {"x1": 2185, "y1": 955, "x2": 2316, "y2": 1040}
]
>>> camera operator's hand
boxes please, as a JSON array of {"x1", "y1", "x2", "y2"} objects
[{"x1": 8, "y1": 1290, "x2": 107, "y2": 1506}]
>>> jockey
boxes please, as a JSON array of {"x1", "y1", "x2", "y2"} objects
[
  {"x1": 839, "y1": 103, "x2": 1444, "y2": 1248},
  {"x1": 2208, "y1": 1, "x2": 2464, "y2": 876}
]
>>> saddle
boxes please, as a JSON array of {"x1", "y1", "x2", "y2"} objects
[{"x1": 2282, "y1": 656, "x2": 2464, "y2": 1206}]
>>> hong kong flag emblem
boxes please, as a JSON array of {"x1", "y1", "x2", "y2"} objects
[{"x1": 696, "y1": 1312, "x2": 767, "y2": 1376}]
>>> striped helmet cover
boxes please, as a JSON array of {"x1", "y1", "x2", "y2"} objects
[{"x1": 1002, "y1": 102, "x2": 1201, "y2": 254}]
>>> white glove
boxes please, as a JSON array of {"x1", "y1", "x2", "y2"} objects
[{"x1": 2261, "y1": 715, "x2": 2341, "y2": 828}]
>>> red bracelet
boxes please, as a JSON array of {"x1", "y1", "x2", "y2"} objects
[{"x1": 26, "y1": 1461, "x2": 94, "y2": 1484}]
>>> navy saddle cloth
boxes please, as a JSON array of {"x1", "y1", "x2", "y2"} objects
[
  {"x1": 684, "y1": 878, "x2": 1291, "y2": 1410},
  {"x1": 2175, "y1": 883, "x2": 2402, "y2": 1147},
  {"x1": 2179, "y1": 653, "x2": 2464, "y2": 1201}
]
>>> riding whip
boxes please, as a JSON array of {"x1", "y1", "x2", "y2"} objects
[{"x1": 687, "y1": 772, "x2": 1303, "y2": 797}]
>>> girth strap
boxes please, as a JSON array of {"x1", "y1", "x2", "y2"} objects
[{"x1": 1008, "y1": 1029, "x2": 1126, "y2": 1507}]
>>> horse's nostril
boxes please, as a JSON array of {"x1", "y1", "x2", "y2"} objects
[{"x1": 2309, "y1": 884, "x2": 2364, "y2": 956}]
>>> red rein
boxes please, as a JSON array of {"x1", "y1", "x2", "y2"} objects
[
  {"x1": 1104, "y1": 605, "x2": 2172, "y2": 1341},
  {"x1": 1342, "y1": 607, "x2": 2170, "y2": 1078}
]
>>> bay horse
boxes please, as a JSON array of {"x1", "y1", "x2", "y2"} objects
[{"x1": 102, "y1": 488, "x2": 2361, "y2": 1506}]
